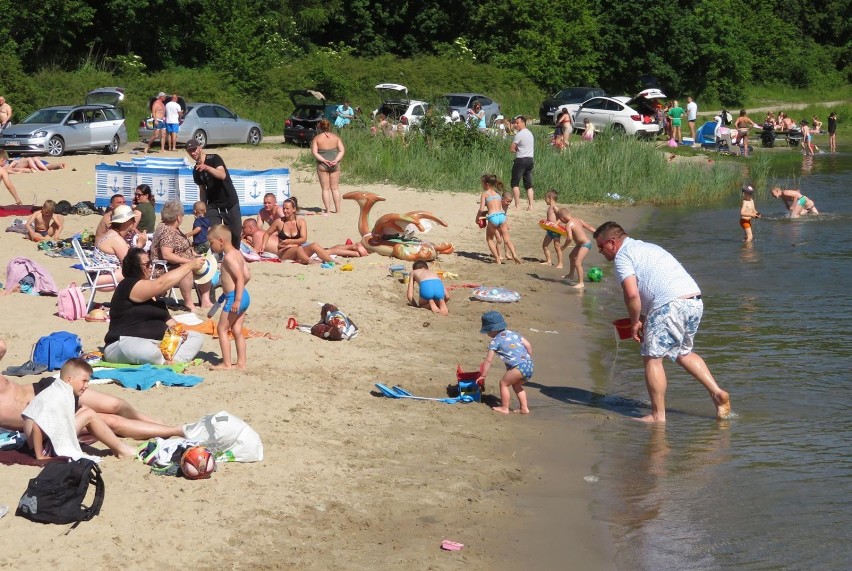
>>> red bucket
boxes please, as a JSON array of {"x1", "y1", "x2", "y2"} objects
[{"x1": 612, "y1": 318, "x2": 633, "y2": 340}]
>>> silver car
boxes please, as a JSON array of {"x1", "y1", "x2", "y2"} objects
[
  {"x1": 0, "y1": 88, "x2": 128, "y2": 156},
  {"x1": 138, "y1": 102, "x2": 263, "y2": 148}
]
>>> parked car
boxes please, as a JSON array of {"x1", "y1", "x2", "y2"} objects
[
  {"x1": 0, "y1": 87, "x2": 128, "y2": 156},
  {"x1": 283, "y1": 90, "x2": 339, "y2": 145},
  {"x1": 539, "y1": 87, "x2": 606, "y2": 125},
  {"x1": 571, "y1": 89, "x2": 666, "y2": 137},
  {"x1": 372, "y1": 84, "x2": 428, "y2": 130},
  {"x1": 138, "y1": 103, "x2": 262, "y2": 148},
  {"x1": 443, "y1": 93, "x2": 501, "y2": 126}
]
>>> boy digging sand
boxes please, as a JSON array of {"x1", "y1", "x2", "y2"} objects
[
  {"x1": 557, "y1": 208, "x2": 597, "y2": 288},
  {"x1": 25, "y1": 199, "x2": 64, "y2": 242},
  {"x1": 21, "y1": 358, "x2": 137, "y2": 460},
  {"x1": 540, "y1": 190, "x2": 564, "y2": 268},
  {"x1": 407, "y1": 260, "x2": 450, "y2": 315},
  {"x1": 477, "y1": 311, "x2": 534, "y2": 414},
  {"x1": 740, "y1": 185, "x2": 761, "y2": 241},
  {"x1": 208, "y1": 225, "x2": 251, "y2": 370}
]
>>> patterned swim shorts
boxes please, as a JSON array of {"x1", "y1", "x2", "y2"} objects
[{"x1": 641, "y1": 298, "x2": 703, "y2": 361}]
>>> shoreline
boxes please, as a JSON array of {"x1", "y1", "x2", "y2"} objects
[{"x1": 1, "y1": 146, "x2": 643, "y2": 569}]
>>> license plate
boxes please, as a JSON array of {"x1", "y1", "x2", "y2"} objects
[{"x1": 5, "y1": 140, "x2": 19, "y2": 146}]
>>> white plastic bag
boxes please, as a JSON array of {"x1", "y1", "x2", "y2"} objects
[{"x1": 182, "y1": 411, "x2": 263, "y2": 462}]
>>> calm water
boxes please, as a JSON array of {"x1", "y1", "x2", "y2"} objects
[{"x1": 575, "y1": 152, "x2": 852, "y2": 570}]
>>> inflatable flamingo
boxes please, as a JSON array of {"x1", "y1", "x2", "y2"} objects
[{"x1": 342, "y1": 191, "x2": 454, "y2": 261}]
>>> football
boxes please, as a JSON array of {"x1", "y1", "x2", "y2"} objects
[
  {"x1": 587, "y1": 267, "x2": 604, "y2": 282},
  {"x1": 180, "y1": 446, "x2": 215, "y2": 480}
]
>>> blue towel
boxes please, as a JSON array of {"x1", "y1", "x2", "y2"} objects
[{"x1": 92, "y1": 364, "x2": 203, "y2": 391}]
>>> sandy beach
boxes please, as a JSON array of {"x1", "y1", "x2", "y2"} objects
[{"x1": 0, "y1": 144, "x2": 644, "y2": 569}]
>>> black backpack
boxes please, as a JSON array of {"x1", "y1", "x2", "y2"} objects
[{"x1": 16, "y1": 458, "x2": 105, "y2": 526}]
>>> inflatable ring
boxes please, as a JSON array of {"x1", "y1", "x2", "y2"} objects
[
  {"x1": 472, "y1": 287, "x2": 521, "y2": 303},
  {"x1": 539, "y1": 220, "x2": 567, "y2": 236}
]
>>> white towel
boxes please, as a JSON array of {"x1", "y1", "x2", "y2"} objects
[{"x1": 21, "y1": 380, "x2": 100, "y2": 463}]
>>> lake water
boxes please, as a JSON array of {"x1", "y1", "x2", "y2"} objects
[{"x1": 572, "y1": 151, "x2": 852, "y2": 570}]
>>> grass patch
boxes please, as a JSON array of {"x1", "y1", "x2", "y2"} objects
[{"x1": 305, "y1": 126, "x2": 749, "y2": 206}]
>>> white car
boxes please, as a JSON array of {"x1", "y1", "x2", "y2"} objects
[
  {"x1": 572, "y1": 89, "x2": 666, "y2": 137},
  {"x1": 372, "y1": 83, "x2": 428, "y2": 131}
]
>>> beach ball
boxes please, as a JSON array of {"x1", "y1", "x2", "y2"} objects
[
  {"x1": 180, "y1": 446, "x2": 215, "y2": 480},
  {"x1": 587, "y1": 267, "x2": 603, "y2": 282}
]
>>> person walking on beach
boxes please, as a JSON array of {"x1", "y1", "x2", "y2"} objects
[
  {"x1": 479, "y1": 174, "x2": 521, "y2": 264},
  {"x1": 164, "y1": 94, "x2": 182, "y2": 151},
  {"x1": 827, "y1": 112, "x2": 837, "y2": 153},
  {"x1": 144, "y1": 92, "x2": 167, "y2": 153},
  {"x1": 593, "y1": 221, "x2": 732, "y2": 422},
  {"x1": 0, "y1": 96, "x2": 12, "y2": 130},
  {"x1": 509, "y1": 115, "x2": 535, "y2": 210},
  {"x1": 686, "y1": 96, "x2": 698, "y2": 142}
]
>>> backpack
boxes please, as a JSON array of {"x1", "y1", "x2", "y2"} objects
[
  {"x1": 16, "y1": 458, "x2": 104, "y2": 526},
  {"x1": 57, "y1": 283, "x2": 86, "y2": 321},
  {"x1": 32, "y1": 331, "x2": 83, "y2": 371}
]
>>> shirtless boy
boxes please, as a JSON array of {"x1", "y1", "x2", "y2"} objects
[
  {"x1": 407, "y1": 260, "x2": 450, "y2": 316},
  {"x1": 26, "y1": 199, "x2": 64, "y2": 242},
  {"x1": 540, "y1": 190, "x2": 564, "y2": 268},
  {"x1": 771, "y1": 187, "x2": 819, "y2": 218},
  {"x1": 557, "y1": 207, "x2": 597, "y2": 288},
  {"x1": 209, "y1": 225, "x2": 251, "y2": 370},
  {"x1": 144, "y1": 92, "x2": 167, "y2": 153}
]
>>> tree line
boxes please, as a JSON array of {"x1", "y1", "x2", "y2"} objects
[{"x1": 1, "y1": 0, "x2": 848, "y2": 106}]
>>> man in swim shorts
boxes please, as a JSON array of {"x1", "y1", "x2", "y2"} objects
[
  {"x1": 144, "y1": 92, "x2": 168, "y2": 153},
  {"x1": 164, "y1": 93, "x2": 182, "y2": 151},
  {"x1": 770, "y1": 187, "x2": 819, "y2": 218},
  {"x1": 407, "y1": 260, "x2": 449, "y2": 316},
  {"x1": 593, "y1": 222, "x2": 732, "y2": 422},
  {"x1": 209, "y1": 225, "x2": 251, "y2": 370}
]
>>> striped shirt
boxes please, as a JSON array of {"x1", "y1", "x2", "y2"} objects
[{"x1": 614, "y1": 237, "x2": 700, "y2": 314}]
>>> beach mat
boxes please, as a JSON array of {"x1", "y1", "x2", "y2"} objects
[{"x1": 0, "y1": 205, "x2": 36, "y2": 217}]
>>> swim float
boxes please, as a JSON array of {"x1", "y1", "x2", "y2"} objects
[
  {"x1": 539, "y1": 220, "x2": 567, "y2": 236},
  {"x1": 472, "y1": 287, "x2": 521, "y2": 303}
]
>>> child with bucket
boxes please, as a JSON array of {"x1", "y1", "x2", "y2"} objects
[{"x1": 477, "y1": 311, "x2": 534, "y2": 414}]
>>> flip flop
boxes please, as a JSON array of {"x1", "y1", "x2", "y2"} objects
[
  {"x1": 2, "y1": 360, "x2": 48, "y2": 377},
  {"x1": 441, "y1": 540, "x2": 464, "y2": 551},
  {"x1": 286, "y1": 317, "x2": 298, "y2": 330},
  {"x1": 374, "y1": 383, "x2": 400, "y2": 398},
  {"x1": 135, "y1": 440, "x2": 161, "y2": 465}
]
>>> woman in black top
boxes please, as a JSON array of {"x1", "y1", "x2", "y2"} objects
[{"x1": 103, "y1": 248, "x2": 205, "y2": 365}]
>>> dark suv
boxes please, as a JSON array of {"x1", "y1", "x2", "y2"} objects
[
  {"x1": 283, "y1": 90, "x2": 339, "y2": 145},
  {"x1": 538, "y1": 87, "x2": 605, "y2": 125}
]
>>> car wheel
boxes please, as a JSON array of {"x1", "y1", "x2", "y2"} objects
[
  {"x1": 247, "y1": 127, "x2": 262, "y2": 145},
  {"x1": 611, "y1": 123, "x2": 626, "y2": 135},
  {"x1": 103, "y1": 135, "x2": 120, "y2": 155},
  {"x1": 47, "y1": 136, "x2": 65, "y2": 157},
  {"x1": 192, "y1": 130, "x2": 207, "y2": 148}
]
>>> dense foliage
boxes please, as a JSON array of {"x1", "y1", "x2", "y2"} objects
[{"x1": 1, "y1": 0, "x2": 848, "y2": 110}]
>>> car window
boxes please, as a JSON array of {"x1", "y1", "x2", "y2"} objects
[
  {"x1": 604, "y1": 100, "x2": 624, "y2": 112},
  {"x1": 86, "y1": 109, "x2": 108, "y2": 123},
  {"x1": 23, "y1": 110, "x2": 68, "y2": 124},
  {"x1": 445, "y1": 96, "x2": 470, "y2": 107},
  {"x1": 213, "y1": 106, "x2": 235, "y2": 119},
  {"x1": 411, "y1": 105, "x2": 425, "y2": 116},
  {"x1": 477, "y1": 97, "x2": 493, "y2": 106},
  {"x1": 196, "y1": 105, "x2": 216, "y2": 118},
  {"x1": 68, "y1": 110, "x2": 87, "y2": 124},
  {"x1": 103, "y1": 108, "x2": 121, "y2": 121},
  {"x1": 581, "y1": 98, "x2": 607, "y2": 110}
]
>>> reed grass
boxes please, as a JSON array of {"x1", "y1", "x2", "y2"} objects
[{"x1": 319, "y1": 126, "x2": 747, "y2": 206}]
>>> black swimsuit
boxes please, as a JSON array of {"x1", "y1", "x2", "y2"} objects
[{"x1": 278, "y1": 221, "x2": 302, "y2": 242}]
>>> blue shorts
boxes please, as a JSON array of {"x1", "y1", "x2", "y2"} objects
[
  {"x1": 487, "y1": 212, "x2": 507, "y2": 227},
  {"x1": 512, "y1": 359, "x2": 534, "y2": 380},
  {"x1": 153, "y1": 120, "x2": 166, "y2": 130},
  {"x1": 419, "y1": 278, "x2": 445, "y2": 301},
  {"x1": 546, "y1": 230, "x2": 561, "y2": 240},
  {"x1": 166, "y1": 123, "x2": 180, "y2": 134},
  {"x1": 642, "y1": 298, "x2": 703, "y2": 361},
  {"x1": 219, "y1": 289, "x2": 251, "y2": 314}
]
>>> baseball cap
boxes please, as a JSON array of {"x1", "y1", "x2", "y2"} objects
[
  {"x1": 185, "y1": 139, "x2": 200, "y2": 152},
  {"x1": 157, "y1": 91, "x2": 167, "y2": 98},
  {"x1": 742, "y1": 184, "x2": 755, "y2": 194}
]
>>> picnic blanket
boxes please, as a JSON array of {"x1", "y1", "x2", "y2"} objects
[{"x1": 91, "y1": 363, "x2": 203, "y2": 391}]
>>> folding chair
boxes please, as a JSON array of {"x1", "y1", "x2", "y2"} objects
[
  {"x1": 71, "y1": 238, "x2": 120, "y2": 312},
  {"x1": 150, "y1": 259, "x2": 178, "y2": 304}
]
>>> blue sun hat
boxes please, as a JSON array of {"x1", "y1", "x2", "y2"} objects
[{"x1": 480, "y1": 311, "x2": 507, "y2": 334}]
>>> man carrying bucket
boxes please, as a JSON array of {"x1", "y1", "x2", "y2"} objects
[{"x1": 594, "y1": 221, "x2": 732, "y2": 422}]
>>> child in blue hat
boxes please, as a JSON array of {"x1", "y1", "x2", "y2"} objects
[{"x1": 477, "y1": 311, "x2": 534, "y2": 414}]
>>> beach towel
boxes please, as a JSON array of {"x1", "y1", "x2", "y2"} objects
[
  {"x1": 91, "y1": 363, "x2": 203, "y2": 391},
  {"x1": 20, "y1": 380, "x2": 99, "y2": 462},
  {"x1": 0, "y1": 205, "x2": 35, "y2": 217},
  {"x1": 6, "y1": 256, "x2": 58, "y2": 295}
]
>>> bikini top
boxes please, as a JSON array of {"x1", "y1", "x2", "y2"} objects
[
  {"x1": 485, "y1": 194, "x2": 501, "y2": 203},
  {"x1": 278, "y1": 220, "x2": 302, "y2": 241}
]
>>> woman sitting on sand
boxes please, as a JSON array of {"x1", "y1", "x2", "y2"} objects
[
  {"x1": 259, "y1": 197, "x2": 368, "y2": 263},
  {"x1": 91, "y1": 204, "x2": 137, "y2": 284},
  {"x1": 150, "y1": 200, "x2": 212, "y2": 310},
  {"x1": 252, "y1": 192, "x2": 285, "y2": 254},
  {"x1": 0, "y1": 150, "x2": 65, "y2": 173},
  {"x1": 103, "y1": 249, "x2": 205, "y2": 365}
]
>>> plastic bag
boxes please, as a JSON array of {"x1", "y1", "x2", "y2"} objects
[{"x1": 159, "y1": 324, "x2": 187, "y2": 361}]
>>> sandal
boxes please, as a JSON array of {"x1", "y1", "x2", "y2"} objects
[{"x1": 2, "y1": 360, "x2": 48, "y2": 377}]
